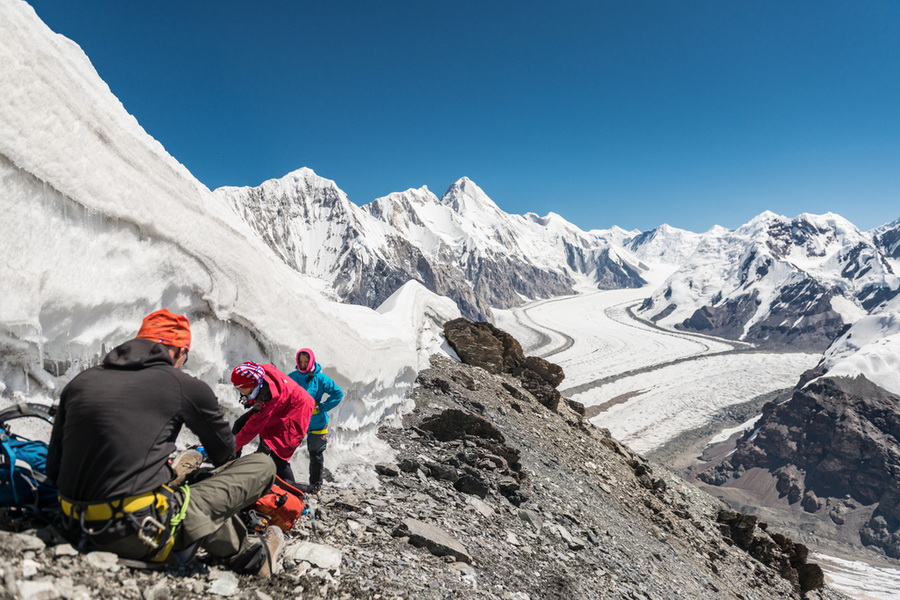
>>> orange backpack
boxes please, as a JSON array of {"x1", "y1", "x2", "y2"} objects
[{"x1": 248, "y1": 476, "x2": 307, "y2": 532}]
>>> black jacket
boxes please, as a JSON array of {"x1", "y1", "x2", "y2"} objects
[{"x1": 47, "y1": 338, "x2": 235, "y2": 501}]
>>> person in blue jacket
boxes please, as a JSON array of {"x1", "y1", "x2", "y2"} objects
[{"x1": 288, "y1": 348, "x2": 343, "y2": 494}]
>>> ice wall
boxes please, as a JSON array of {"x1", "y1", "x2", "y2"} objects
[{"x1": 0, "y1": 0, "x2": 433, "y2": 484}]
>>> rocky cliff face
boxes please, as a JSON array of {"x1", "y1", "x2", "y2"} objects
[
  {"x1": 873, "y1": 218, "x2": 900, "y2": 261},
  {"x1": 700, "y1": 374, "x2": 900, "y2": 560}
]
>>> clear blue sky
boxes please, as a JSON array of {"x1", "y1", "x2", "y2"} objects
[{"x1": 28, "y1": 1, "x2": 900, "y2": 232}]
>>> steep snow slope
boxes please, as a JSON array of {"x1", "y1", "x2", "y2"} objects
[
  {"x1": 376, "y1": 281, "x2": 461, "y2": 369},
  {"x1": 0, "y1": 0, "x2": 448, "y2": 483},
  {"x1": 639, "y1": 211, "x2": 899, "y2": 350},
  {"x1": 813, "y1": 293, "x2": 900, "y2": 397},
  {"x1": 872, "y1": 218, "x2": 900, "y2": 272}
]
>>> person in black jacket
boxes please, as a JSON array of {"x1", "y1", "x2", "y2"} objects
[{"x1": 48, "y1": 309, "x2": 283, "y2": 576}]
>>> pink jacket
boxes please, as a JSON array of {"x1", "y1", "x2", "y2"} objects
[{"x1": 234, "y1": 364, "x2": 315, "y2": 461}]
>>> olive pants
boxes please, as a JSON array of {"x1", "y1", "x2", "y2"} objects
[
  {"x1": 75, "y1": 453, "x2": 275, "y2": 572},
  {"x1": 174, "y1": 453, "x2": 276, "y2": 570}
]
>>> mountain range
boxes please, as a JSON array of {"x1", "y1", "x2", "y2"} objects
[
  {"x1": 638, "y1": 212, "x2": 899, "y2": 350},
  {"x1": 220, "y1": 170, "x2": 900, "y2": 352},
  {"x1": 216, "y1": 170, "x2": 646, "y2": 321}
]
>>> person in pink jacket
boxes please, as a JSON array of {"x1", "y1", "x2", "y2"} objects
[{"x1": 230, "y1": 361, "x2": 314, "y2": 483}]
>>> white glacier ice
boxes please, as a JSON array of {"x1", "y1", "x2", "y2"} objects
[{"x1": 0, "y1": 0, "x2": 458, "y2": 485}]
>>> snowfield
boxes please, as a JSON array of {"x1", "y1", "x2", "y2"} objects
[
  {"x1": 814, "y1": 554, "x2": 900, "y2": 600},
  {"x1": 496, "y1": 269, "x2": 818, "y2": 454},
  {"x1": 579, "y1": 351, "x2": 818, "y2": 454},
  {"x1": 496, "y1": 267, "x2": 736, "y2": 389}
]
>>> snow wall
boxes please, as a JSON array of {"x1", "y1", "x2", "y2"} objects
[{"x1": 0, "y1": 0, "x2": 457, "y2": 485}]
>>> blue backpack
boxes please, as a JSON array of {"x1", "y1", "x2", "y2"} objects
[{"x1": 0, "y1": 403, "x2": 57, "y2": 512}]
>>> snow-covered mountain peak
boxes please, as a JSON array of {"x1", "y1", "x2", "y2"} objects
[
  {"x1": 733, "y1": 211, "x2": 873, "y2": 268},
  {"x1": 736, "y1": 210, "x2": 788, "y2": 237},
  {"x1": 363, "y1": 186, "x2": 444, "y2": 237},
  {"x1": 872, "y1": 216, "x2": 900, "y2": 236},
  {"x1": 705, "y1": 224, "x2": 731, "y2": 237},
  {"x1": 267, "y1": 167, "x2": 342, "y2": 197},
  {"x1": 523, "y1": 211, "x2": 585, "y2": 238},
  {"x1": 441, "y1": 177, "x2": 502, "y2": 216},
  {"x1": 588, "y1": 225, "x2": 639, "y2": 247},
  {"x1": 872, "y1": 218, "x2": 900, "y2": 263},
  {"x1": 626, "y1": 222, "x2": 705, "y2": 266}
]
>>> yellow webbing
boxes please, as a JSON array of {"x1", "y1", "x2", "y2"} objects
[
  {"x1": 149, "y1": 484, "x2": 190, "y2": 564},
  {"x1": 60, "y1": 489, "x2": 167, "y2": 521}
]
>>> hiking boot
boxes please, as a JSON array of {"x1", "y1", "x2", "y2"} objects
[
  {"x1": 168, "y1": 448, "x2": 204, "y2": 486},
  {"x1": 309, "y1": 482, "x2": 322, "y2": 496},
  {"x1": 256, "y1": 526, "x2": 285, "y2": 577}
]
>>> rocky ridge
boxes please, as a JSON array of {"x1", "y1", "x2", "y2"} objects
[
  {"x1": 0, "y1": 337, "x2": 849, "y2": 599},
  {"x1": 698, "y1": 372, "x2": 900, "y2": 561}
]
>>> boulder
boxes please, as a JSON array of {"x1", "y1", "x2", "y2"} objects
[
  {"x1": 421, "y1": 408, "x2": 505, "y2": 443},
  {"x1": 443, "y1": 318, "x2": 566, "y2": 411},
  {"x1": 392, "y1": 519, "x2": 472, "y2": 564},
  {"x1": 284, "y1": 541, "x2": 343, "y2": 571}
]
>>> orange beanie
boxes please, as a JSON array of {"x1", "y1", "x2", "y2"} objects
[{"x1": 136, "y1": 309, "x2": 192, "y2": 349}]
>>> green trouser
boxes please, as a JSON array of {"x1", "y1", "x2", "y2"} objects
[
  {"x1": 173, "y1": 453, "x2": 276, "y2": 571},
  {"x1": 78, "y1": 454, "x2": 275, "y2": 571}
]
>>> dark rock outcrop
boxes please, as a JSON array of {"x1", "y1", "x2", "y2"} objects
[
  {"x1": 676, "y1": 281, "x2": 847, "y2": 351},
  {"x1": 443, "y1": 318, "x2": 565, "y2": 410},
  {"x1": 717, "y1": 510, "x2": 825, "y2": 593},
  {"x1": 702, "y1": 375, "x2": 900, "y2": 558}
]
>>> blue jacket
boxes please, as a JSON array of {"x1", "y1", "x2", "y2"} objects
[{"x1": 288, "y1": 364, "x2": 343, "y2": 433}]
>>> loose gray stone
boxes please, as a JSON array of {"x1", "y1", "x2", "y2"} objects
[
  {"x1": 20, "y1": 558, "x2": 40, "y2": 578},
  {"x1": 208, "y1": 579, "x2": 239, "y2": 596},
  {"x1": 393, "y1": 518, "x2": 472, "y2": 563},
  {"x1": 16, "y1": 580, "x2": 59, "y2": 600},
  {"x1": 53, "y1": 544, "x2": 79, "y2": 557},
  {"x1": 518, "y1": 509, "x2": 543, "y2": 531},
  {"x1": 0, "y1": 532, "x2": 46, "y2": 552},
  {"x1": 284, "y1": 541, "x2": 343, "y2": 570},
  {"x1": 449, "y1": 561, "x2": 477, "y2": 578},
  {"x1": 143, "y1": 581, "x2": 170, "y2": 600},
  {"x1": 467, "y1": 496, "x2": 495, "y2": 518},
  {"x1": 208, "y1": 568, "x2": 239, "y2": 584},
  {"x1": 84, "y1": 551, "x2": 118, "y2": 570},
  {"x1": 375, "y1": 463, "x2": 400, "y2": 477}
]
